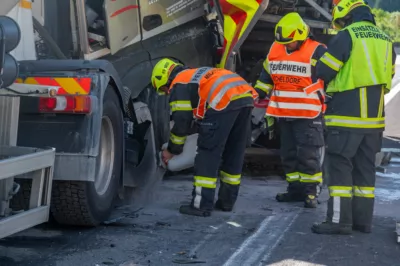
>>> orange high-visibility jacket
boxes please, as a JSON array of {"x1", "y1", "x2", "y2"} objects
[
  {"x1": 169, "y1": 67, "x2": 258, "y2": 119},
  {"x1": 266, "y1": 39, "x2": 325, "y2": 119}
]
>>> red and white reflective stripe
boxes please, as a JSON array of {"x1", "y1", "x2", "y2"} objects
[
  {"x1": 273, "y1": 90, "x2": 321, "y2": 100},
  {"x1": 268, "y1": 101, "x2": 322, "y2": 112},
  {"x1": 267, "y1": 100, "x2": 322, "y2": 118},
  {"x1": 268, "y1": 61, "x2": 312, "y2": 77},
  {"x1": 267, "y1": 89, "x2": 323, "y2": 118},
  {"x1": 304, "y1": 79, "x2": 325, "y2": 95}
]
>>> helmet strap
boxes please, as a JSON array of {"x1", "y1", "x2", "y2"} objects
[
  {"x1": 169, "y1": 65, "x2": 189, "y2": 81},
  {"x1": 337, "y1": 15, "x2": 352, "y2": 28}
]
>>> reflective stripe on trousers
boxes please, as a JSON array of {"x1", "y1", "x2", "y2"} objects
[
  {"x1": 353, "y1": 186, "x2": 375, "y2": 198},
  {"x1": 220, "y1": 171, "x2": 241, "y2": 185},
  {"x1": 299, "y1": 172, "x2": 322, "y2": 183},
  {"x1": 286, "y1": 172, "x2": 300, "y2": 182},
  {"x1": 328, "y1": 186, "x2": 375, "y2": 223},
  {"x1": 193, "y1": 176, "x2": 217, "y2": 209},
  {"x1": 329, "y1": 186, "x2": 352, "y2": 224},
  {"x1": 194, "y1": 176, "x2": 217, "y2": 189}
]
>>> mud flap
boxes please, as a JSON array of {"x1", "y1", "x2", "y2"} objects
[
  {"x1": 122, "y1": 101, "x2": 165, "y2": 209},
  {"x1": 213, "y1": 0, "x2": 269, "y2": 70}
]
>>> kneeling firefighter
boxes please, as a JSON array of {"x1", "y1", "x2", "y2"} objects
[
  {"x1": 254, "y1": 12, "x2": 327, "y2": 208},
  {"x1": 151, "y1": 59, "x2": 258, "y2": 217}
]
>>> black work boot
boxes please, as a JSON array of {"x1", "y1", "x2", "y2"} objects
[
  {"x1": 179, "y1": 205, "x2": 211, "y2": 217},
  {"x1": 311, "y1": 221, "x2": 352, "y2": 235},
  {"x1": 276, "y1": 192, "x2": 304, "y2": 202},
  {"x1": 214, "y1": 200, "x2": 233, "y2": 212},
  {"x1": 352, "y1": 224, "x2": 372, "y2": 233},
  {"x1": 304, "y1": 195, "x2": 318, "y2": 208},
  {"x1": 276, "y1": 182, "x2": 304, "y2": 202}
]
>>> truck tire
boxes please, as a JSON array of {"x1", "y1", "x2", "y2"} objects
[{"x1": 50, "y1": 88, "x2": 123, "y2": 226}]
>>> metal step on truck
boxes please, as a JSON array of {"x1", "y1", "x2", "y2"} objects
[{"x1": 0, "y1": 0, "x2": 339, "y2": 239}]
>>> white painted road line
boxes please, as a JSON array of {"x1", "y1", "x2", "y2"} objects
[
  {"x1": 223, "y1": 210, "x2": 301, "y2": 266},
  {"x1": 376, "y1": 172, "x2": 400, "y2": 179},
  {"x1": 381, "y1": 148, "x2": 400, "y2": 153},
  {"x1": 188, "y1": 214, "x2": 236, "y2": 257},
  {"x1": 390, "y1": 157, "x2": 400, "y2": 163},
  {"x1": 258, "y1": 211, "x2": 301, "y2": 265}
]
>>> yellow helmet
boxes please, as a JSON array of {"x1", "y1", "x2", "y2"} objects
[
  {"x1": 274, "y1": 12, "x2": 309, "y2": 44},
  {"x1": 332, "y1": 0, "x2": 369, "y2": 30},
  {"x1": 151, "y1": 58, "x2": 182, "y2": 92}
]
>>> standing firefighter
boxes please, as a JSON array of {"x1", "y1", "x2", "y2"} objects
[
  {"x1": 254, "y1": 12, "x2": 327, "y2": 208},
  {"x1": 151, "y1": 58, "x2": 258, "y2": 217},
  {"x1": 312, "y1": 0, "x2": 396, "y2": 235}
]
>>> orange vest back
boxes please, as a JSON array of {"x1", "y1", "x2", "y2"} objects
[
  {"x1": 266, "y1": 39, "x2": 326, "y2": 119},
  {"x1": 169, "y1": 67, "x2": 257, "y2": 119}
]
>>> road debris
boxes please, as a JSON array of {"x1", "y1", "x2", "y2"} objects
[{"x1": 172, "y1": 259, "x2": 207, "y2": 264}]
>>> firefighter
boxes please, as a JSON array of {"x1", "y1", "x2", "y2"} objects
[
  {"x1": 254, "y1": 12, "x2": 327, "y2": 208},
  {"x1": 312, "y1": 0, "x2": 396, "y2": 234},
  {"x1": 151, "y1": 58, "x2": 258, "y2": 217}
]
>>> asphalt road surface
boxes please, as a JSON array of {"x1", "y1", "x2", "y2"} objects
[{"x1": 1, "y1": 166, "x2": 400, "y2": 266}]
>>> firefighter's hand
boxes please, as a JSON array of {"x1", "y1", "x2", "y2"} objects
[
  {"x1": 265, "y1": 115, "x2": 275, "y2": 140},
  {"x1": 162, "y1": 149, "x2": 174, "y2": 164}
]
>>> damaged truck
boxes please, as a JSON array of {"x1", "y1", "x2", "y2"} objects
[{"x1": 0, "y1": 0, "x2": 337, "y2": 238}]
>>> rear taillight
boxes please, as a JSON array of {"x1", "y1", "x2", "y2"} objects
[{"x1": 39, "y1": 96, "x2": 91, "y2": 114}]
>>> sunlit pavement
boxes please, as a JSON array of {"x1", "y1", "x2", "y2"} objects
[{"x1": 0, "y1": 161, "x2": 399, "y2": 266}]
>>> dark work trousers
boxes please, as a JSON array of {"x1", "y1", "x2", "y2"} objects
[
  {"x1": 279, "y1": 116, "x2": 325, "y2": 196},
  {"x1": 326, "y1": 129, "x2": 382, "y2": 227},
  {"x1": 191, "y1": 107, "x2": 253, "y2": 211}
]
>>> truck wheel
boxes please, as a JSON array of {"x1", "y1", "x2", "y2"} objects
[{"x1": 51, "y1": 88, "x2": 123, "y2": 226}]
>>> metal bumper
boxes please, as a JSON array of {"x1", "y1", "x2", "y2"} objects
[{"x1": 0, "y1": 146, "x2": 55, "y2": 239}]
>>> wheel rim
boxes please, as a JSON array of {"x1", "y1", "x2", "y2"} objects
[{"x1": 95, "y1": 116, "x2": 115, "y2": 196}]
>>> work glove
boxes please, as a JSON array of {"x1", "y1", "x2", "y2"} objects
[{"x1": 262, "y1": 115, "x2": 275, "y2": 140}]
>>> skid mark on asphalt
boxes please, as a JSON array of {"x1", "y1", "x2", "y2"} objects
[
  {"x1": 223, "y1": 209, "x2": 301, "y2": 266},
  {"x1": 187, "y1": 214, "x2": 236, "y2": 257}
]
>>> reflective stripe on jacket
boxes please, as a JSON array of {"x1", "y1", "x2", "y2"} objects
[
  {"x1": 266, "y1": 39, "x2": 325, "y2": 119},
  {"x1": 169, "y1": 67, "x2": 258, "y2": 119},
  {"x1": 321, "y1": 21, "x2": 393, "y2": 131},
  {"x1": 326, "y1": 21, "x2": 393, "y2": 94}
]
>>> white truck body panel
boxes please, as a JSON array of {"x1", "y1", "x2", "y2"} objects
[{"x1": 3, "y1": 0, "x2": 36, "y2": 60}]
